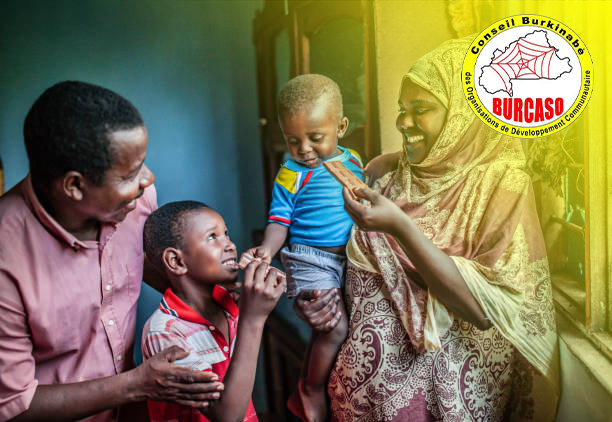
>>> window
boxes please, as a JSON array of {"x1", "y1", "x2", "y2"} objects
[{"x1": 511, "y1": 0, "x2": 612, "y2": 363}]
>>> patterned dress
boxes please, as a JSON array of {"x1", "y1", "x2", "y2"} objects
[{"x1": 328, "y1": 37, "x2": 559, "y2": 422}]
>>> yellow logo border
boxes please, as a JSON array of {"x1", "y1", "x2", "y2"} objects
[{"x1": 462, "y1": 14, "x2": 593, "y2": 138}]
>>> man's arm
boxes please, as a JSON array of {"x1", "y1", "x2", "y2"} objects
[
  {"x1": 10, "y1": 346, "x2": 223, "y2": 422},
  {"x1": 202, "y1": 262, "x2": 285, "y2": 422}
]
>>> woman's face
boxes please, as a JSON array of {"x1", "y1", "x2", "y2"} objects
[{"x1": 396, "y1": 79, "x2": 447, "y2": 164}]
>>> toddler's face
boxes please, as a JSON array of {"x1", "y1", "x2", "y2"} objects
[
  {"x1": 180, "y1": 209, "x2": 238, "y2": 286},
  {"x1": 280, "y1": 99, "x2": 347, "y2": 168}
]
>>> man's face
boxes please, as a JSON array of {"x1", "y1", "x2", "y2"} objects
[
  {"x1": 81, "y1": 125, "x2": 154, "y2": 224},
  {"x1": 180, "y1": 208, "x2": 239, "y2": 286}
]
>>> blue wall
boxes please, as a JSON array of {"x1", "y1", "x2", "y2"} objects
[{"x1": 0, "y1": 0, "x2": 268, "y2": 407}]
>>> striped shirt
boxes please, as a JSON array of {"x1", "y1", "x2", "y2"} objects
[{"x1": 142, "y1": 287, "x2": 257, "y2": 422}]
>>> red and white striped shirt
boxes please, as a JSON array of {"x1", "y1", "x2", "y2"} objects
[{"x1": 142, "y1": 287, "x2": 257, "y2": 422}]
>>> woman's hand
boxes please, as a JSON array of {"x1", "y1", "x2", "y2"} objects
[
  {"x1": 293, "y1": 289, "x2": 342, "y2": 332},
  {"x1": 343, "y1": 187, "x2": 408, "y2": 235}
]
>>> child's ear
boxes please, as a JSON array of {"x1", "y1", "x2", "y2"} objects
[
  {"x1": 337, "y1": 116, "x2": 349, "y2": 139},
  {"x1": 61, "y1": 171, "x2": 86, "y2": 201},
  {"x1": 162, "y1": 248, "x2": 188, "y2": 276}
]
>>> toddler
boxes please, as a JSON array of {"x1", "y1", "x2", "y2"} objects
[{"x1": 240, "y1": 74, "x2": 364, "y2": 422}]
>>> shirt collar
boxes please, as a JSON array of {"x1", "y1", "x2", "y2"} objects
[
  {"x1": 160, "y1": 285, "x2": 239, "y2": 324},
  {"x1": 21, "y1": 174, "x2": 91, "y2": 249},
  {"x1": 284, "y1": 145, "x2": 350, "y2": 172}
]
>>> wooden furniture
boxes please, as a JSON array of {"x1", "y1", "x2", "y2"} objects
[{"x1": 262, "y1": 314, "x2": 307, "y2": 422}]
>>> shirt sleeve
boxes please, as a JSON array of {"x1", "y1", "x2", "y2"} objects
[
  {"x1": 142, "y1": 322, "x2": 213, "y2": 371},
  {"x1": 268, "y1": 167, "x2": 297, "y2": 227},
  {"x1": 0, "y1": 270, "x2": 38, "y2": 420},
  {"x1": 346, "y1": 150, "x2": 365, "y2": 180}
]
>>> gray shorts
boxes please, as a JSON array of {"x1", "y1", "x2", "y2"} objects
[{"x1": 280, "y1": 243, "x2": 346, "y2": 298}]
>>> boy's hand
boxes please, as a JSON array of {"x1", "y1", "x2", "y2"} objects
[
  {"x1": 239, "y1": 261, "x2": 285, "y2": 323},
  {"x1": 238, "y1": 246, "x2": 271, "y2": 270},
  {"x1": 132, "y1": 346, "x2": 224, "y2": 408},
  {"x1": 226, "y1": 281, "x2": 242, "y2": 303}
]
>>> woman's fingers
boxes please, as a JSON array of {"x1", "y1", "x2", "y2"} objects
[
  {"x1": 353, "y1": 187, "x2": 378, "y2": 202},
  {"x1": 343, "y1": 188, "x2": 367, "y2": 223}
]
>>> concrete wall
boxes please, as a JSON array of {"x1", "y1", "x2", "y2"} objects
[{"x1": 372, "y1": 0, "x2": 454, "y2": 153}]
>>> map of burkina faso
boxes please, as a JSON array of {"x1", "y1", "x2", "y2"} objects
[{"x1": 479, "y1": 30, "x2": 572, "y2": 97}]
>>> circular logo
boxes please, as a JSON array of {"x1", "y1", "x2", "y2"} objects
[{"x1": 462, "y1": 15, "x2": 593, "y2": 138}]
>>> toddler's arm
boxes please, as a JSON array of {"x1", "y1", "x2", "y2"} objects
[
  {"x1": 201, "y1": 261, "x2": 285, "y2": 422},
  {"x1": 239, "y1": 222, "x2": 288, "y2": 268}
]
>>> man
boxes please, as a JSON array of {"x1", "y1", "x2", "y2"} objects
[{"x1": 0, "y1": 81, "x2": 222, "y2": 421}]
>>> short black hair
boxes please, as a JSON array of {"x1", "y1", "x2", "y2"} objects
[
  {"x1": 24, "y1": 81, "x2": 144, "y2": 187},
  {"x1": 278, "y1": 74, "x2": 343, "y2": 120},
  {"x1": 143, "y1": 200, "x2": 212, "y2": 273}
]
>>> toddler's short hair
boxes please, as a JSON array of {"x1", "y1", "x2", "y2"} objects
[
  {"x1": 144, "y1": 200, "x2": 212, "y2": 273},
  {"x1": 278, "y1": 74, "x2": 343, "y2": 120}
]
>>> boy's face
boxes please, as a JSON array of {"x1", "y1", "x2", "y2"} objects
[
  {"x1": 279, "y1": 98, "x2": 347, "y2": 168},
  {"x1": 180, "y1": 208, "x2": 238, "y2": 286},
  {"x1": 78, "y1": 125, "x2": 155, "y2": 223}
]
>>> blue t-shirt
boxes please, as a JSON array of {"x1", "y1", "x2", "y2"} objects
[{"x1": 268, "y1": 146, "x2": 364, "y2": 247}]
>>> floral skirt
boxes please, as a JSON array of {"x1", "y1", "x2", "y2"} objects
[{"x1": 328, "y1": 263, "x2": 538, "y2": 422}]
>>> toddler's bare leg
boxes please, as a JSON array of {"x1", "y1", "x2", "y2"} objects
[{"x1": 289, "y1": 288, "x2": 348, "y2": 422}]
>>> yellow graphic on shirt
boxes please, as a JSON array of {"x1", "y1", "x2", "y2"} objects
[
  {"x1": 275, "y1": 167, "x2": 299, "y2": 194},
  {"x1": 347, "y1": 148, "x2": 363, "y2": 165}
]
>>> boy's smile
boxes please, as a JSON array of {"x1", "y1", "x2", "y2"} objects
[
  {"x1": 180, "y1": 208, "x2": 239, "y2": 286},
  {"x1": 279, "y1": 98, "x2": 348, "y2": 168}
]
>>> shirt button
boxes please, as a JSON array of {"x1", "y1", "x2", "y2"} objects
[
  {"x1": 117, "y1": 354, "x2": 122, "y2": 361},
  {"x1": 105, "y1": 284, "x2": 111, "y2": 291},
  {"x1": 209, "y1": 326, "x2": 215, "y2": 331},
  {"x1": 223, "y1": 346, "x2": 229, "y2": 352},
  {"x1": 108, "y1": 319, "x2": 114, "y2": 326}
]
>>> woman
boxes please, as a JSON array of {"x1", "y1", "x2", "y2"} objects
[{"x1": 296, "y1": 37, "x2": 559, "y2": 421}]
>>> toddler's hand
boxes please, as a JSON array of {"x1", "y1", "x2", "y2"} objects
[{"x1": 239, "y1": 246, "x2": 271, "y2": 269}]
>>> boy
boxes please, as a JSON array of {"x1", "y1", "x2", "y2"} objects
[
  {"x1": 142, "y1": 200, "x2": 286, "y2": 422},
  {"x1": 240, "y1": 74, "x2": 364, "y2": 422}
]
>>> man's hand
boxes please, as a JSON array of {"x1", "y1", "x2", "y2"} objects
[
  {"x1": 342, "y1": 187, "x2": 408, "y2": 235},
  {"x1": 238, "y1": 246, "x2": 271, "y2": 269},
  {"x1": 131, "y1": 346, "x2": 224, "y2": 409},
  {"x1": 239, "y1": 261, "x2": 285, "y2": 323},
  {"x1": 293, "y1": 289, "x2": 342, "y2": 332}
]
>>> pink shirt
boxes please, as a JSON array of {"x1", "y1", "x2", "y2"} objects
[{"x1": 0, "y1": 175, "x2": 157, "y2": 421}]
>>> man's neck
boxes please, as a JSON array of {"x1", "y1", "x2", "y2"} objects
[{"x1": 32, "y1": 181, "x2": 100, "y2": 241}]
